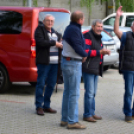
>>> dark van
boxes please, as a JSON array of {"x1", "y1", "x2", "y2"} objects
[{"x1": 0, "y1": 6, "x2": 70, "y2": 93}]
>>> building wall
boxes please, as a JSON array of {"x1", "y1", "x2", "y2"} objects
[
  {"x1": 0, "y1": 0, "x2": 22, "y2": 6},
  {"x1": 0, "y1": 0, "x2": 112, "y2": 25}
]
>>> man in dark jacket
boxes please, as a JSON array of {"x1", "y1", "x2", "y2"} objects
[
  {"x1": 35, "y1": 14, "x2": 63, "y2": 116},
  {"x1": 82, "y1": 19, "x2": 110, "y2": 122},
  {"x1": 60, "y1": 11, "x2": 87, "y2": 129},
  {"x1": 114, "y1": 6, "x2": 134, "y2": 123}
]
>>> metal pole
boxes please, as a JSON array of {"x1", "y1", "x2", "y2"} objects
[{"x1": 27, "y1": 0, "x2": 32, "y2": 7}]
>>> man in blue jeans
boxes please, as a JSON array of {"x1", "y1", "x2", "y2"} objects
[
  {"x1": 35, "y1": 14, "x2": 63, "y2": 115},
  {"x1": 114, "y1": 6, "x2": 134, "y2": 123},
  {"x1": 60, "y1": 11, "x2": 87, "y2": 129},
  {"x1": 82, "y1": 20, "x2": 110, "y2": 122}
]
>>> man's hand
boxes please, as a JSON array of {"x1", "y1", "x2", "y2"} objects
[
  {"x1": 100, "y1": 49, "x2": 111, "y2": 55},
  {"x1": 116, "y1": 6, "x2": 123, "y2": 17},
  {"x1": 82, "y1": 57, "x2": 87, "y2": 63},
  {"x1": 55, "y1": 42, "x2": 63, "y2": 49},
  {"x1": 106, "y1": 49, "x2": 111, "y2": 55}
]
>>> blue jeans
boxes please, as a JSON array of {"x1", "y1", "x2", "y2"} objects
[
  {"x1": 35, "y1": 64, "x2": 58, "y2": 109},
  {"x1": 82, "y1": 72, "x2": 98, "y2": 118},
  {"x1": 61, "y1": 58, "x2": 82, "y2": 124},
  {"x1": 123, "y1": 70, "x2": 134, "y2": 116}
]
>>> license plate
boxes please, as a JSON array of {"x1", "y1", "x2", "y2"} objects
[{"x1": 107, "y1": 45, "x2": 114, "y2": 50}]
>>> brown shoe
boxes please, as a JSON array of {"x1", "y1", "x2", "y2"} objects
[
  {"x1": 93, "y1": 115, "x2": 102, "y2": 120},
  {"x1": 67, "y1": 122, "x2": 86, "y2": 129},
  {"x1": 43, "y1": 108, "x2": 57, "y2": 114},
  {"x1": 83, "y1": 117, "x2": 97, "y2": 122},
  {"x1": 36, "y1": 108, "x2": 44, "y2": 116},
  {"x1": 125, "y1": 116, "x2": 132, "y2": 123},
  {"x1": 132, "y1": 115, "x2": 134, "y2": 119},
  {"x1": 60, "y1": 121, "x2": 68, "y2": 127}
]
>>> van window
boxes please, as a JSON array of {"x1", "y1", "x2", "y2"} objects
[
  {"x1": 125, "y1": 16, "x2": 134, "y2": 27},
  {"x1": 0, "y1": 11, "x2": 22, "y2": 34},
  {"x1": 39, "y1": 12, "x2": 70, "y2": 35},
  {"x1": 103, "y1": 16, "x2": 122, "y2": 26}
]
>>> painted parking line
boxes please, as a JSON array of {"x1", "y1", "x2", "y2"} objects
[{"x1": 0, "y1": 100, "x2": 26, "y2": 104}]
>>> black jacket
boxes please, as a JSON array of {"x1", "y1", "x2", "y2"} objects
[
  {"x1": 35, "y1": 23, "x2": 62, "y2": 65},
  {"x1": 119, "y1": 32, "x2": 134, "y2": 73},
  {"x1": 82, "y1": 30, "x2": 103, "y2": 76}
]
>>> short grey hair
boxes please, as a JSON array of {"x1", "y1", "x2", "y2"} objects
[
  {"x1": 131, "y1": 21, "x2": 134, "y2": 27},
  {"x1": 44, "y1": 14, "x2": 55, "y2": 21},
  {"x1": 92, "y1": 19, "x2": 103, "y2": 26}
]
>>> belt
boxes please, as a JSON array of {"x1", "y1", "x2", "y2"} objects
[{"x1": 62, "y1": 56, "x2": 82, "y2": 61}]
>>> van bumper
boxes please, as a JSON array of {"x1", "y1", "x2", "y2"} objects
[{"x1": 8, "y1": 67, "x2": 37, "y2": 82}]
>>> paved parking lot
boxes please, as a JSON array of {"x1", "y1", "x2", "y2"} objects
[{"x1": 0, "y1": 69, "x2": 134, "y2": 134}]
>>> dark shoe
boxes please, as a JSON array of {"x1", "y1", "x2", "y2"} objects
[
  {"x1": 93, "y1": 115, "x2": 102, "y2": 120},
  {"x1": 132, "y1": 115, "x2": 134, "y2": 119},
  {"x1": 67, "y1": 122, "x2": 86, "y2": 129},
  {"x1": 83, "y1": 117, "x2": 97, "y2": 122},
  {"x1": 36, "y1": 108, "x2": 44, "y2": 116},
  {"x1": 43, "y1": 108, "x2": 57, "y2": 114},
  {"x1": 125, "y1": 116, "x2": 132, "y2": 123},
  {"x1": 60, "y1": 121, "x2": 68, "y2": 127}
]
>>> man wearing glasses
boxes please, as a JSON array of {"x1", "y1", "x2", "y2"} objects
[{"x1": 35, "y1": 14, "x2": 63, "y2": 116}]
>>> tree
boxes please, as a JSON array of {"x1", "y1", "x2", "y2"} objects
[{"x1": 117, "y1": 0, "x2": 134, "y2": 12}]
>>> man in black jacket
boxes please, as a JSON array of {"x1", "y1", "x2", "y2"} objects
[
  {"x1": 114, "y1": 6, "x2": 134, "y2": 123},
  {"x1": 82, "y1": 19, "x2": 110, "y2": 122},
  {"x1": 35, "y1": 14, "x2": 63, "y2": 116}
]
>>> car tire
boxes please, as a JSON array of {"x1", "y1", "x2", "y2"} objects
[
  {"x1": 112, "y1": 62, "x2": 119, "y2": 69},
  {"x1": 103, "y1": 65, "x2": 109, "y2": 71},
  {"x1": 0, "y1": 65, "x2": 11, "y2": 93},
  {"x1": 29, "y1": 82, "x2": 37, "y2": 86}
]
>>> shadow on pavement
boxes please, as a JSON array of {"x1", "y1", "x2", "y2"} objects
[{"x1": 6, "y1": 82, "x2": 35, "y2": 95}]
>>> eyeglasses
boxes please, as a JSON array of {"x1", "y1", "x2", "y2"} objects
[{"x1": 45, "y1": 20, "x2": 54, "y2": 23}]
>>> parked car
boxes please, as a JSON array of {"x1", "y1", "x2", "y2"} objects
[
  {"x1": 82, "y1": 26, "x2": 118, "y2": 71},
  {"x1": 103, "y1": 25, "x2": 132, "y2": 68},
  {"x1": 102, "y1": 13, "x2": 134, "y2": 28},
  {"x1": 0, "y1": 6, "x2": 70, "y2": 93},
  {"x1": 104, "y1": 25, "x2": 131, "y2": 50}
]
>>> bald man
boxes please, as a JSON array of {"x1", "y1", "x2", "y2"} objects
[{"x1": 60, "y1": 11, "x2": 87, "y2": 129}]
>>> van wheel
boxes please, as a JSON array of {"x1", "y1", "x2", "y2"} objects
[
  {"x1": 0, "y1": 65, "x2": 11, "y2": 93},
  {"x1": 29, "y1": 82, "x2": 37, "y2": 86}
]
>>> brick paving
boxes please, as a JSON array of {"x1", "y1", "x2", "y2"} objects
[{"x1": 0, "y1": 69, "x2": 134, "y2": 134}]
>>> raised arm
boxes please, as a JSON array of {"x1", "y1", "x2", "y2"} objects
[{"x1": 114, "y1": 6, "x2": 123, "y2": 39}]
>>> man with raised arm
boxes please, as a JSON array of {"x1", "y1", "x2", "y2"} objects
[{"x1": 114, "y1": 6, "x2": 134, "y2": 123}]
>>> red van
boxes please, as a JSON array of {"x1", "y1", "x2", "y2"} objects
[{"x1": 0, "y1": 6, "x2": 70, "y2": 93}]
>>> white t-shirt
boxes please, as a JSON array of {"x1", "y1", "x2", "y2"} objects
[{"x1": 47, "y1": 32, "x2": 58, "y2": 64}]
